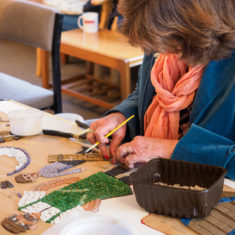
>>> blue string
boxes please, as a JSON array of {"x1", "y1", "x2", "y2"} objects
[
  {"x1": 227, "y1": 230, "x2": 235, "y2": 235},
  {"x1": 180, "y1": 217, "x2": 191, "y2": 226},
  {"x1": 218, "y1": 196, "x2": 235, "y2": 203}
]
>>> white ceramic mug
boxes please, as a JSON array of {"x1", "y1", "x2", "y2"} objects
[{"x1": 77, "y1": 12, "x2": 99, "y2": 33}]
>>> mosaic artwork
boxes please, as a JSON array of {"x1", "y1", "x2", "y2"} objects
[
  {"x1": 19, "y1": 172, "x2": 132, "y2": 223},
  {"x1": 2, "y1": 213, "x2": 40, "y2": 233},
  {"x1": 0, "y1": 147, "x2": 30, "y2": 176}
]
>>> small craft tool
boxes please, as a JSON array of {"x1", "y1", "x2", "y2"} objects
[
  {"x1": 0, "y1": 131, "x2": 21, "y2": 143},
  {"x1": 75, "y1": 120, "x2": 94, "y2": 139},
  {"x1": 48, "y1": 152, "x2": 106, "y2": 163},
  {"x1": 42, "y1": 129, "x2": 92, "y2": 140},
  {"x1": 75, "y1": 119, "x2": 89, "y2": 129},
  {"x1": 85, "y1": 115, "x2": 135, "y2": 153}
]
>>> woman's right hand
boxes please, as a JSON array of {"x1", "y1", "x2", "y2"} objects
[{"x1": 86, "y1": 112, "x2": 127, "y2": 158}]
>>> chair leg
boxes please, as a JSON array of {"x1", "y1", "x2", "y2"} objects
[
  {"x1": 36, "y1": 48, "x2": 50, "y2": 89},
  {"x1": 119, "y1": 62, "x2": 131, "y2": 99},
  {"x1": 94, "y1": 64, "x2": 103, "y2": 78},
  {"x1": 41, "y1": 49, "x2": 50, "y2": 89},
  {"x1": 36, "y1": 48, "x2": 41, "y2": 77},
  {"x1": 110, "y1": 69, "x2": 119, "y2": 85},
  {"x1": 60, "y1": 53, "x2": 68, "y2": 64}
]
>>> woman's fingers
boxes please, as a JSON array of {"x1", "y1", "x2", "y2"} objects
[
  {"x1": 86, "y1": 113, "x2": 127, "y2": 159},
  {"x1": 115, "y1": 143, "x2": 134, "y2": 163},
  {"x1": 86, "y1": 132, "x2": 96, "y2": 144},
  {"x1": 94, "y1": 125, "x2": 111, "y2": 144},
  {"x1": 109, "y1": 128, "x2": 126, "y2": 157},
  {"x1": 98, "y1": 143, "x2": 110, "y2": 157},
  {"x1": 125, "y1": 154, "x2": 140, "y2": 168}
]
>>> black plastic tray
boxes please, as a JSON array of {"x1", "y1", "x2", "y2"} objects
[{"x1": 130, "y1": 158, "x2": 226, "y2": 218}]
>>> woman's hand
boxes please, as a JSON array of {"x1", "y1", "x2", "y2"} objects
[
  {"x1": 87, "y1": 113, "x2": 126, "y2": 157},
  {"x1": 114, "y1": 136, "x2": 178, "y2": 168}
]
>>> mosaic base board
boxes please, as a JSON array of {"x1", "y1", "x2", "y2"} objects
[
  {"x1": 181, "y1": 197, "x2": 235, "y2": 235},
  {"x1": 104, "y1": 165, "x2": 137, "y2": 185}
]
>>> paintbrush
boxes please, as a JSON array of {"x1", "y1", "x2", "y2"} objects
[{"x1": 84, "y1": 115, "x2": 135, "y2": 153}]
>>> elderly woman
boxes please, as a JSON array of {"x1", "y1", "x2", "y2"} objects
[{"x1": 87, "y1": 0, "x2": 235, "y2": 179}]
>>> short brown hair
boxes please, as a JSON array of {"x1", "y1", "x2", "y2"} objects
[{"x1": 118, "y1": 0, "x2": 235, "y2": 65}]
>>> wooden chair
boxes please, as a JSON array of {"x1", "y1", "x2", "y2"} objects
[
  {"x1": 38, "y1": 0, "x2": 143, "y2": 109},
  {"x1": 35, "y1": 0, "x2": 112, "y2": 88},
  {"x1": 0, "y1": 0, "x2": 63, "y2": 113}
]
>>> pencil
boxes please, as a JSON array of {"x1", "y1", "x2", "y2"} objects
[{"x1": 84, "y1": 115, "x2": 135, "y2": 153}]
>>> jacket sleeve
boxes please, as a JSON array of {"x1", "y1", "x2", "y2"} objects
[
  {"x1": 172, "y1": 52, "x2": 235, "y2": 180},
  {"x1": 105, "y1": 60, "x2": 143, "y2": 139},
  {"x1": 105, "y1": 54, "x2": 155, "y2": 139},
  {"x1": 172, "y1": 124, "x2": 235, "y2": 179},
  {"x1": 105, "y1": 78, "x2": 141, "y2": 140}
]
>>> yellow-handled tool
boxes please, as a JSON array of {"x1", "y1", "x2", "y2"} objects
[{"x1": 85, "y1": 115, "x2": 135, "y2": 153}]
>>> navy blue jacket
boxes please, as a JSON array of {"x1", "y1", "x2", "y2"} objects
[{"x1": 109, "y1": 51, "x2": 235, "y2": 179}]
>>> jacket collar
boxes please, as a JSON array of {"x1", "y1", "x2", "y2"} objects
[{"x1": 191, "y1": 50, "x2": 235, "y2": 123}]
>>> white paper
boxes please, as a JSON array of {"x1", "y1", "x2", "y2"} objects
[
  {"x1": 224, "y1": 178, "x2": 235, "y2": 189},
  {"x1": 0, "y1": 100, "x2": 88, "y2": 135}
]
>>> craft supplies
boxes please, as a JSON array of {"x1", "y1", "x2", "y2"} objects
[
  {"x1": 0, "y1": 131, "x2": 21, "y2": 143},
  {"x1": 0, "y1": 147, "x2": 31, "y2": 176},
  {"x1": 85, "y1": 115, "x2": 135, "y2": 153},
  {"x1": 104, "y1": 165, "x2": 137, "y2": 185},
  {"x1": 19, "y1": 172, "x2": 132, "y2": 223},
  {"x1": 15, "y1": 161, "x2": 84, "y2": 183},
  {"x1": 34, "y1": 176, "x2": 81, "y2": 191},
  {"x1": 16, "y1": 177, "x2": 98, "y2": 225},
  {"x1": 75, "y1": 119, "x2": 89, "y2": 129},
  {"x1": 18, "y1": 191, "x2": 47, "y2": 208},
  {"x1": 48, "y1": 152, "x2": 105, "y2": 163},
  {"x1": 8, "y1": 109, "x2": 44, "y2": 136},
  {"x1": 15, "y1": 173, "x2": 38, "y2": 183},
  {"x1": 180, "y1": 196, "x2": 235, "y2": 235},
  {"x1": 81, "y1": 199, "x2": 101, "y2": 212},
  {"x1": 130, "y1": 158, "x2": 227, "y2": 218},
  {"x1": 34, "y1": 177, "x2": 101, "y2": 215},
  {"x1": 0, "y1": 180, "x2": 14, "y2": 189},
  {"x1": 1, "y1": 213, "x2": 40, "y2": 233},
  {"x1": 42, "y1": 129, "x2": 92, "y2": 140},
  {"x1": 19, "y1": 178, "x2": 81, "y2": 208},
  {"x1": 38, "y1": 162, "x2": 85, "y2": 178}
]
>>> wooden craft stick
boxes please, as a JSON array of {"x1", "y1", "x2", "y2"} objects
[{"x1": 48, "y1": 152, "x2": 105, "y2": 163}]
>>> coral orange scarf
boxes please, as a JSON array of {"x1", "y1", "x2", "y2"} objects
[{"x1": 144, "y1": 54, "x2": 205, "y2": 140}]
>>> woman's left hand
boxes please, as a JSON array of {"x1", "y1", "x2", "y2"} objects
[{"x1": 114, "y1": 136, "x2": 178, "y2": 168}]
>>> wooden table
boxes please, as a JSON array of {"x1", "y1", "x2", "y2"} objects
[
  {"x1": 0, "y1": 100, "x2": 155, "y2": 235},
  {"x1": 0, "y1": 101, "x2": 108, "y2": 234},
  {"x1": 60, "y1": 29, "x2": 143, "y2": 109},
  {"x1": 0, "y1": 101, "x2": 234, "y2": 235}
]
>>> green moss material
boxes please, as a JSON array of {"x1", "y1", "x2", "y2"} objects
[{"x1": 23, "y1": 172, "x2": 132, "y2": 214}]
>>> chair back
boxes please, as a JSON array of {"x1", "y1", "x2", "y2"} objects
[{"x1": 0, "y1": 0, "x2": 63, "y2": 113}]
